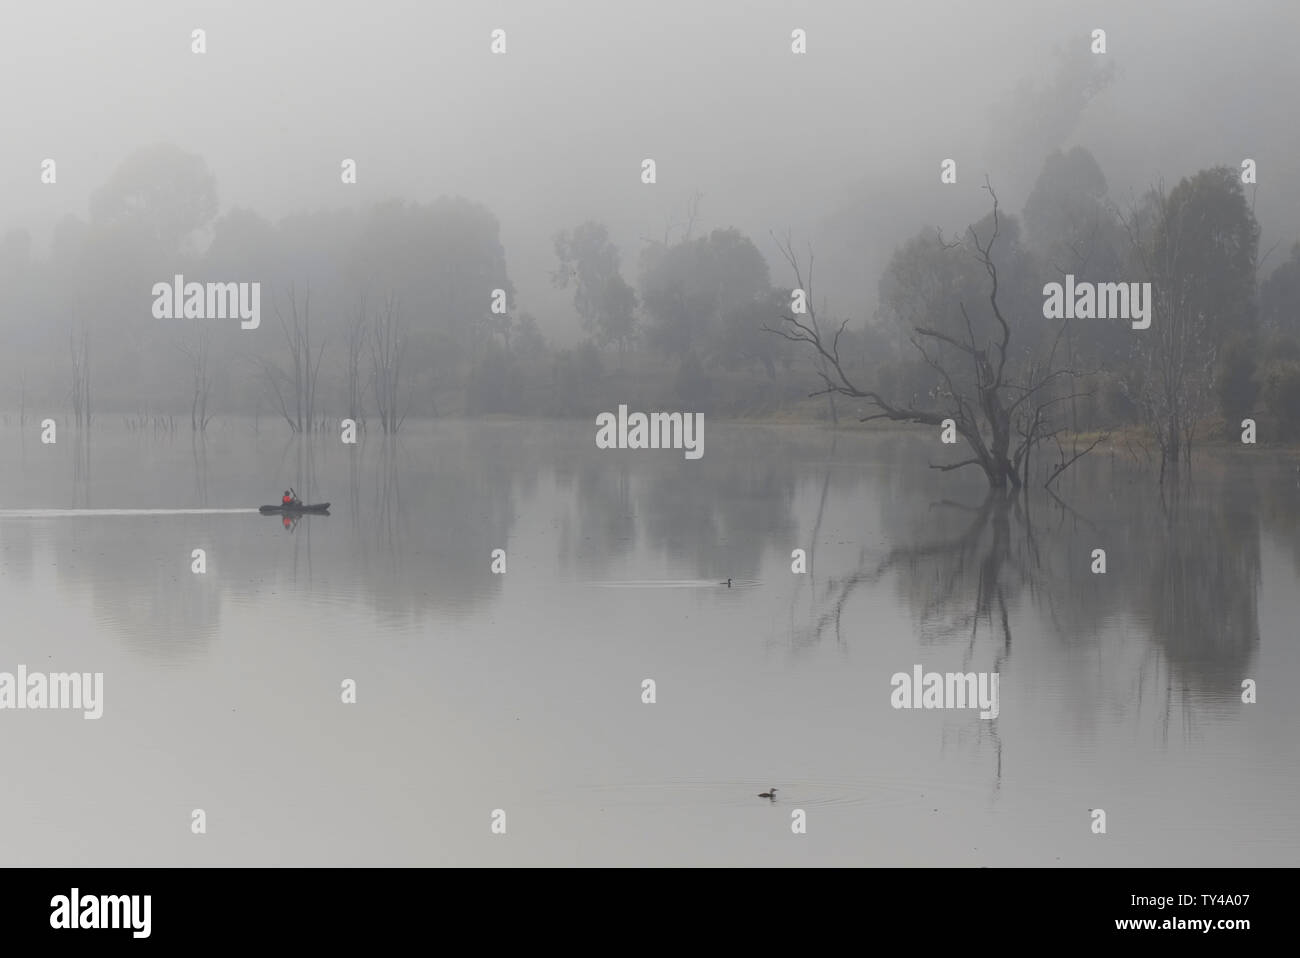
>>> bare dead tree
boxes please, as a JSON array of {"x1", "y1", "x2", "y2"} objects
[
  {"x1": 771, "y1": 230, "x2": 837, "y2": 425},
  {"x1": 1045, "y1": 209, "x2": 1110, "y2": 434},
  {"x1": 640, "y1": 190, "x2": 706, "y2": 248},
  {"x1": 1117, "y1": 185, "x2": 1217, "y2": 483},
  {"x1": 681, "y1": 190, "x2": 703, "y2": 242},
  {"x1": 69, "y1": 322, "x2": 91, "y2": 429},
  {"x1": 370, "y1": 292, "x2": 407, "y2": 434},
  {"x1": 766, "y1": 180, "x2": 1100, "y2": 491},
  {"x1": 69, "y1": 330, "x2": 82, "y2": 427},
  {"x1": 260, "y1": 283, "x2": 327, "y2": 433},
  {"x1": 347, "y1": 292, "x2": 369, "y2": 431},
  {"x1": 176, "y1": 326, "x2": 214, "y2": 432},
  {"x1": 256, "y1": 355, "x2": 296, "y2": 432}
]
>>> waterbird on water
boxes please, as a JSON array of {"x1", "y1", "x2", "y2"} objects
[{"x1": 758, "y1": 788, "x2": 778, "y2": 800}]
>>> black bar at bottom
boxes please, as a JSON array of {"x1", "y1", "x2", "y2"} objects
[{"x1": 4, "y1": 867, "x2": 1280, "y2": 944}]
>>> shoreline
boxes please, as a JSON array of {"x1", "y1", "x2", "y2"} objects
[{"x1": 7, "y1": 410, "x2": 1300, "y2": 454}]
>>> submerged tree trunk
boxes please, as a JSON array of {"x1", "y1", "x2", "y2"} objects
[{"x1": 766, "y1": 183, "x2": 1102, "y2": 493}]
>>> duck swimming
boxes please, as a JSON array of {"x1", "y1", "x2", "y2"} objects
[{"x1": 758, "y1": 788, "x2": 777, "y2": 799}]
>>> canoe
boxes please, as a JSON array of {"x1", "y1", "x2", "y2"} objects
[{"x1": 259, "y1": 502, "x2": 331, "y2": 515}]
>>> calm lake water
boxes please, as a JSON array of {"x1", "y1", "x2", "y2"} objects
[{"x1": 0, "y1": 418, "x2": 1297, "y2": 866}]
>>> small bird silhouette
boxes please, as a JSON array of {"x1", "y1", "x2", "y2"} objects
[{"x1": 758, "y1": 788, "x2": 778, "y2": 800}]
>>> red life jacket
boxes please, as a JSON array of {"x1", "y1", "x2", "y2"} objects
[{"x1": 283, "y1": 494, "x2": 292, "y2": 504}]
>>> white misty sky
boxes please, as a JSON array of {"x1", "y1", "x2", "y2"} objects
[{"x1": 2, "y1": 0, "x2": 1297, "y2": 340}]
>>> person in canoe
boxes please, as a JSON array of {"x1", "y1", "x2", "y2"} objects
[{"x1": 260, "y1": 494, "x2": 328, "y2": 516}]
